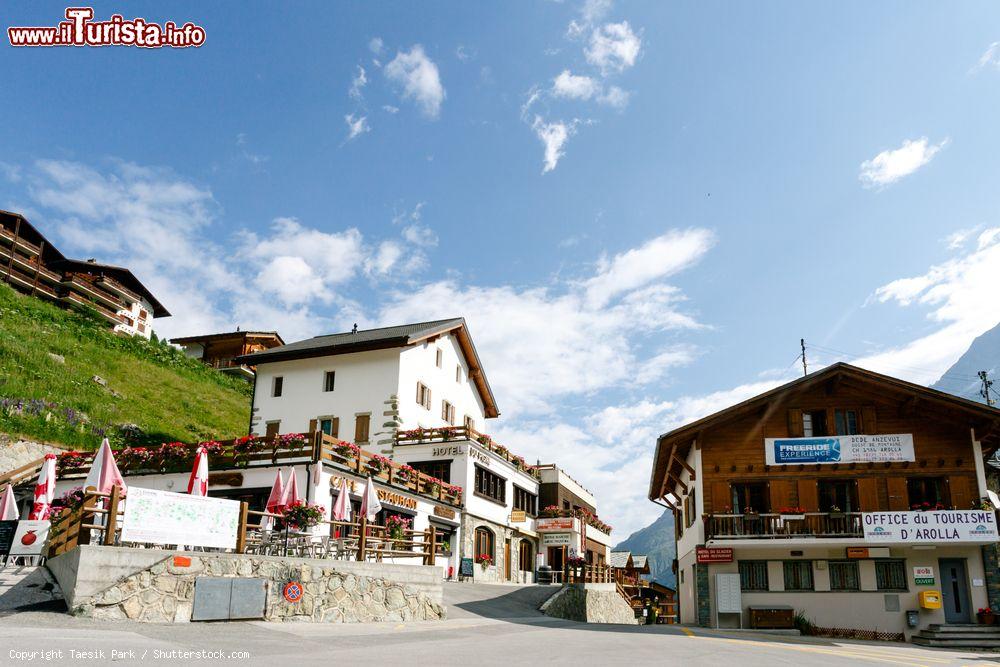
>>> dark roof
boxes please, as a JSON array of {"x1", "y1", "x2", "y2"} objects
[
  {"x1": 170, "y1": 331, "x2": 285, "y2": 346},
  {"x1": 235, "y1": 318, "x2": 500, "y2": 418},
  {"x1": 609, "y1": 551, "x2": 632, "y2": 569},
  {"x1": 648, "y1": 362, "x2": 1000, "y2": 501},
  {"x1": 0, "y1": 209, "x2": 66, "y2": 264},
  {"x1": 49, "y1": 258, "x2": 169, "y2": 317}
]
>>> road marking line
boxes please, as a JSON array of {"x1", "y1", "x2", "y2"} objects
[{"x1": 681, "y1": 627, "x2": 695, "y2": 637}]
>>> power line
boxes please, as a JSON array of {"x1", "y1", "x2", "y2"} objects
[
  {"x1": 804, "y1": 342, "x2": 983, "y2": 384},
  {"x1": 980, "y1": 370, "x2": 996, "y2": 407}
]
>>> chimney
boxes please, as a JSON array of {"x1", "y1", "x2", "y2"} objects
[{"x1": 352, "y1": 323, "x2": 358, "y2": 334}]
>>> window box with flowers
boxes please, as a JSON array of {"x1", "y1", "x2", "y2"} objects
[
  {"x1": 56, "y1": 451, "x2": 89, "y2": 474},
  {"x1": 444, "y1": 484, "x2": 463, "y2": 498},
  {"x1": 233, "y1": 435, "x2": 266, "y2": 465},
  {"x1": 511, "y1": 455, "x2": 526, "y2": 470},
  {"x1": 540, "y1": 505, "x2": 561, "y2": 518},
  {"x1": 333, "y1": 441, "x2": 360, "y2": 461},
  {"x1": 365, "y1": 454, "x2": 392, "y2": 477},
  {"x1": 566, "y1": 555, "x2": 587, "y2": 576},
  {"x1": 425, "y1": 476, "x2": 443, "y2": 495},
  {"x1": 475, "y1": 553, "x2": 493, "y2": 569},
  {"x1": 282, "y1": 500, "x2": 325, "y2": 531},
  {"x1": 828, "y1": 505, "x2": 845, "y2": 520},
  {"x1": 385, "y1": 514, "x2": 412, "y2": 547},
  {"x1": 157, "y1": 442, "x2": 192, "y2": 471},
  {"x1": 117, "y1": 446, "x2": 155, "y2": 471},
  {"x1": 394, "y1": 464, "x2": 417, "y2": 485},
  {"x1": 276, "y1": 433, "x2": 308, "y2": 449},
  {"x1": 778, "y1": 507, "x2": 806, "y2": 521},
  {"x1": 978, "y1": 607, "x2": 996, "y2": 625}
]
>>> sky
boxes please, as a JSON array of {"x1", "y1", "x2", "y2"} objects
[{"x1": 3, "y1": 1, "x2": 1000, "y2": 537}]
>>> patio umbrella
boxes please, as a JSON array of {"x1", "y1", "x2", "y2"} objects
[
  {"x1": 28, "y1": 453, "x2": 57, "y2": 519},
  {"x1": 282, "y1": 469, "x2": 302, "y2": 507},
  {"x1": 262, "y1": 469, "x2": 286, "y2": 531},
  {"x1": 187, "y1": 446, "x2": 209, "y2": 496},
  {"x1": 0, "y1": 483, "x2": 19, "y2": 521},
  {"x1": 359, "y1": 476, "x2": 382, "y2": 522},
  {"x1": 331, "y1": 479, "x2": 352, "y2": 521},
  {"x1": 83, "y1": 438, "x2": 126, "y2": 495}
]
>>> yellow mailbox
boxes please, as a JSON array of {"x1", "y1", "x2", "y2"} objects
[{"x1": 918, "y1": 591, "x2": 942, "y2": 609}]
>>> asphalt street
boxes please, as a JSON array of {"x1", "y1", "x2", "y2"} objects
[{"x1": 0, "y1": 574, "x2": 997, "y2": 667}]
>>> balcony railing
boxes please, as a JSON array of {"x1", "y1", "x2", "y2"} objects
[
  {"x1": 395, "y1": 426, "x2": 541, "y2": 480},
  {"x1": 706, "y1": 512, "x2": 864, "y2": 540}
]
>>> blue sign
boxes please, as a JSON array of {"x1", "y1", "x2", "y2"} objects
[{"x1": 770, "y1": 437, "x2": 841, "y2": 464}]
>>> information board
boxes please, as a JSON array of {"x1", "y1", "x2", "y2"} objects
[
  {"x1": 120, "y1": 487, "x2": 240, "y2": 549},
  {"x1": 863, "y1": 510, "x2": 999, "y2": 544},
  {"x1": 715, "y1": 573, "x2": 742, "y2": 614},
  {"x1": 459, "y1": 557, "x2": 474, "y2": 577},
  {"x1": 0, "y1": 520, "x2": 17, "y2": 555}
]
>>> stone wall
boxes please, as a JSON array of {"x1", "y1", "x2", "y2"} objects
[
  {"x1": 983, "y1": 544, "x2": 1000, "y2": 611},
  {"x1": 0, "y1": 436, "x2": 61, "y2": 474},
  {"x1": 459, "y1": 513, "x2": 535, "y2": 584},
  {"x1": 695, "y1": 563, "x2": 710, "y2": 627},
  {"x1": 542, "y1": 583, "x2": 639, "y2": 625},
  {"x1": 49, "y1": 547, "x2": 445, "y2": 624}
]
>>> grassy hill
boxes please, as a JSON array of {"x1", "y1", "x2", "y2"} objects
[{"x1": 0, "y1": 282, "x2": 251, "y2": 449}]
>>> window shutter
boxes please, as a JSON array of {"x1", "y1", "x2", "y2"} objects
[
  {"x1": 861, "y1": 406, "x2": 877, "y2": 435},
  {"x1": 416, "y1": 382, "x2": 422, "y2": 404},
  {"x1": 886, "y1": 477, "x2": 908, "y2": 511},
  {"x1": 797, "y1": 479, "x2": 819, "y2": 512},
  {"x1": 710, "y1": 481, "x2": 731, "y2": 513},
  {"x1": 769, "y1": 480, "x2": 794, "y2": 512},
  {"x1": 426, "y1": 387, "x2": 432, "y2": 409},
  {"x1": 857, "y1": 478, "x2": 879, "y2": 511},
  {"x1": 948, "y1": 475, "x2": 973, "y2": 510},
  {"x1": 331, "y1": 417, "x2": 340, "y2": 439},
  {"x1": 787, "y1": 409, "x2": 803, "y2": 437},
  {"x1": 355, "y1": 415, "x2": 370, "y2": 443}
]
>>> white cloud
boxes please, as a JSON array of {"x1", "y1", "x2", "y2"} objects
[
  {"x1": 253, "y1": 255, "x2": 329, "y2": 306},
  {"x1": 856, "y1": 227, "x2": 1000, "y2": 383},
  {"x1": 402, "y1": 224, "x2": 438, "y2": 247},
  {"x1": 384, "y1": 45, "x2": 446, "y2": 119},
  {"x1": 584, "y1": 228, "x2": 716, "y2": 307},
  {"x1": 344, "y1": 114, "x2": 370, "y2": 142},
  {"x1": 552, "y1": 70, "x2": 601, "y2": 100},
  {"x1": 585, "y1": 21, "x2": 641, "y2": 74},
  {"x1": 531, "y1": 116, "x2": 577, "y2": 173},
  {"x1": 365, "y1": 240, "x2": 404, "y2": 277},
  {"x1": 382, "y1": 105, "x2": 399, "y2": 114},
  {"x1": 974, "y1": 42, "x2": 1000, "y2": 71},
  {"x1": 455, "y1": 45, "x2": 474, "y2": 61},
  {"x1": 368, "y1": 37, "x2": 384, "y2": 55},
  {"x1": 567, "y1": 0, "x2": 613, "y2": 39},
  {"x1": 598, "y1": 85, "x2": 629, "y2": 109},
  {"x1": 859, "y1": 137, "x2": 948, "y2": 189},
  {"x1": 349, "y1": 65, "x2": 367, "y2": 101},
  {"x1": 945, "y1": 225, "x2": 982, "y2": 250}
]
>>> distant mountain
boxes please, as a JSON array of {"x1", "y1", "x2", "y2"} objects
[
  {"x1": 614, "y1": 509, "x2": 676, "y2": 589},
  {"x1": 931, "y1": 321, "x2": 1000, "y2": 402}
]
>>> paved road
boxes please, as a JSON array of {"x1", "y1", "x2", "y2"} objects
[{"x1": 0, "y1": 574, "x2": 996, "y2": 666}]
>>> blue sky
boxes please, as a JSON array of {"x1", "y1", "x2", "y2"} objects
[{"x1": 4, "y1": 1, "x2": 1000, "y2": 535}]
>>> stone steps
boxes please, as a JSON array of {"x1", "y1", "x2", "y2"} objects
[{"x1": 912, "y1": 623, "x2": 1000, "y2": 649}]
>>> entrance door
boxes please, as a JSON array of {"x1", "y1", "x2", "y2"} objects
[
  {"x1": 504, "y1": 539, "x2": 512, "y2": 581},
  {"x1": 939, "y1": 559, "x2": 971, "y2": 623}
]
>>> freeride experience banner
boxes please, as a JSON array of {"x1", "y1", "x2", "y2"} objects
[{"x1": 764, "y1": 434, "x2": 915, "y2": 466}]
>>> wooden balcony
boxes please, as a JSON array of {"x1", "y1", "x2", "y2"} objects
[
  {"x1": 63, "y1": 274, "x2": 123, "y2": 310},
  {"x1": 95, "y1": 275, "x2": 143, "y2": 304},
  {"x1": 60, "y1": 290, "x2": 124, "y2": 324},
  {"x1": 0, "y1": 224, "x2": 42, "y2": 256},
  {"x1": 0, "y1": 243, "x2": 61, "y2": 284},
  {"x1": 1, "y1": 264, "x2": 60, "y2": 300},
  {"x1": 706, "y1": 512, "x2": 864, "y2": 540}
]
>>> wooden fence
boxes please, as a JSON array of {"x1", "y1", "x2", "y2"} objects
[{"x1": 47, "y1": 487, "x2": 124, "y2": 558}]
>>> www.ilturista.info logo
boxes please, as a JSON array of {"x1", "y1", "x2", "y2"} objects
[{"x1": 8, "y1": 7, "x2": 205, "y2": 48}]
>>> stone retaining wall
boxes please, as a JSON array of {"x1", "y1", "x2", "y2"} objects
[
  {"x1": 542, "y1": 583, "x2": 639, "y2": 625},
  {"x1": 48, "y1": 546, "x2": 445, "y2": 624},
  {"x1": 0, "y1": 436, "x2": 61, "y2": 474}
]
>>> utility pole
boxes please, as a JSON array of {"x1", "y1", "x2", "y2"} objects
[
  {"x1": 979, "y1": 370, "x2": 996, "y2": 407},
  {"x1": 800, "y1": 338, "x2": 808, "y2": 376}
]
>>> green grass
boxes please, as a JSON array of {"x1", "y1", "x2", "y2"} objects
[{"x1": 0, "y1": 282, "x2": 252, "y2": 449}]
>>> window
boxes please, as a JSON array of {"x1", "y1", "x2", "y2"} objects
[
  {"x1": 354, "y1": 414, "x2": 370, "y2": 443},
  {"x1": 834, "y1": 409, "x2": 858, "y2": 435},
  {"x1": 410, "y1": 460, "x2": 451, "y2": 483},
  {"x1": 416, "y1": 382, "x2": 432, "y2": 410},
  {"x1": 731, "y1": 482, "x2": 769, "y2": 514},
  {"x1": 782, "y1": 561, "x2": 814, "y2": 591},
  {"x1": 272, "y1": 376, "x2": 283, "y2": 397},
  {"x1": 435, "y1": 349, "x2": 443, "y2": 368},
  {"x1": 875, "y1": 560, "x2": 908, "y2": 591},
  {"x1": 475, "y1": 465, "x2": 506, "y2": 504},
  {"x1": 829, "y1": 561, "x2": 860, "y2": 591},
  {"x1": 456, "y1": 365, "x2": 462, "y2": 383},
  {"x1": 907, "y1": 477, "x2": 948, "y2": 509},
  {"x1": 474, "y1": 526, "x2": 494, "y2": 559},
  {"x1": 818, "y1": 479, "x2": 858, "y2": 513},
  {"x1": 265, "y1": 421, "x2": 281, "y2": 438},
  {"x1": 464, "y1": 415, "x2": 475, "y2": 432},
  {"x1": 739, "y1": 561, "x2": 769, "y2": 591},
  {"x1": 513, "y1": 486, "x2": 538, "y2": 516},
  {"x1": 441, "y1": 400, "x2": 456, "y2": 425},
  {"x1": 323, "y1": 371, "x2": 336, "y2": 392},
  {"x1": 802, "y1": 410, "x2": 828, "y2": 437},
  {"x1": 319, "y1": 417, "x2": 339, "y2": 438}
]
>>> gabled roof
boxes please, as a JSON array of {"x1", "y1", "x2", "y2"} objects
[
  {"x1": 170, "y1": 330, "x2": 285, "y2": 346},
  {"x1": 235, "y1": 317, "x2": 500, "y2": 418},
  {"x1": 649, "y1": 362, "x2": 1000, "y2": 501},
  {"x1": 632, "y1": 555, "x2": 649, "y2": 571},
  {"x1": 609, "y1": 551, "x2": 632, "y2": 569}
]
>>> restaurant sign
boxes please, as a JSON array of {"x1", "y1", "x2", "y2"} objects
[
  {"x1": 765, "y1": 434, "x2": 914, "y2": 466},
  {"x1": 542, "y1": 533, "x2": 573, "y2": 546},
  {"x1": 862, "y1": 510, "x2": 999, "y2": 544},
  {"x1": 377, "y1": 489, "x2": 417, "y2": 510},
  {"x1": 696, "y1": 546, "x2": 734, "y2": 563},
  {"x1": 536, "y1": 517, "x2": 575, "y2": 532}
]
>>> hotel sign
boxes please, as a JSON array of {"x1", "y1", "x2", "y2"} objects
[
  {"x1": 765, "y1": 434, "x2": 914, "y2": 466},
  {"x1": 536, "y1": 517, "x2": 575, "y2": 532},
  {"x1": 863, "y1": 510, "x2": 999, "y2": 544},
  {"x1": 696, "y1": 547, "x2": 734, "y2": 563}
]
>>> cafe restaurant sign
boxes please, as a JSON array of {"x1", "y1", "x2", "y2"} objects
[
  {"x1": 863, "y1": 510, "x2": 999, "y2": 544},
  {"x1": 765, "y1": 434, "x2": 914, "y2": 466},
  {"x1": 536, "y1": 517, "x2": 575, "y2": 532}
]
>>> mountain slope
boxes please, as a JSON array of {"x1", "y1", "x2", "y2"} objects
[
  {"x1": 931, "y1": 320, "x2": 1000, "y2": 402},
  {"x1": 0, "y1": 282, "x2": 251, "y2": 449},
  {"x1": 614, "y1": 509, "x2": 676, "y2": 588}
]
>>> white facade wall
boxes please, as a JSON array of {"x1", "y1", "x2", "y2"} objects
[
  {"x1": 114, "y1": 297, "x2": 156, "y2": 339},
  {"x1": 538, "y1": 467, "x2": 597, "y2": 509},
  {"x1": 250, "y1": 348, "x2": 401, "y2": 441},
  {"x1": 397, "y1": 334, "x2": 487, "y2": 431}
]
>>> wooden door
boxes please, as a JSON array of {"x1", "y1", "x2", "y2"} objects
[
  {"x1": 354, "y1": 414, "x2": 370, "y2": 443},
  {"x1": 886, "y1": 477, "x2": 909, "y2": 511},
  {"x1": 504, "y1": 539, "x2": 512, "y2": 581}
]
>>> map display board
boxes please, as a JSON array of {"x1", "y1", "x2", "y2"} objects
[{"x1": 121, "y1": 487, "x2": 240, "y2": 549}]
